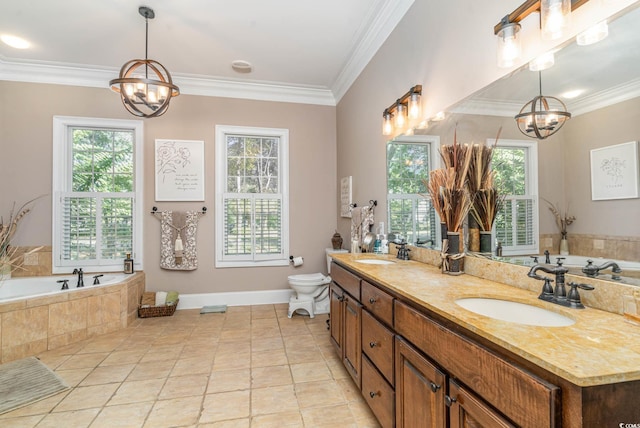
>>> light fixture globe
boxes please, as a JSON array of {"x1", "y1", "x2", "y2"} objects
[
  {"x1": 109, "y1": 6, "x2": 179, "y2": 118},
  {"x1": 515, "y1": 94, "x2": 571, "y2": 139}
]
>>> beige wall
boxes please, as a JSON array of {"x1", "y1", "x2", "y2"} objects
[{"x1": 0, "y1": 81, "x2": 338, "y2": 293}]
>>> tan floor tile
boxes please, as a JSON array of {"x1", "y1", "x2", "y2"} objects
[
  {"x1": 251, "y1": 336, "x2": 284, "y2": 352},
  {"x1": 79, "y1": 364, "x2": 135, "y2": 386},
  {"x1": 79, "y1": 337, "x2": 125, "y2": 353},
  {"x1": 337, "y1": 378, "x2": 365, "y2": 403},
  {"x1": 0, "y1": 390, "x2": 68, "y2": 419},
  {"x1": 285, "y1": 346, "x2": 325, "y2": 364},
  {"x1": 250, "y1": 326, "x2": 282, "y2": 339},
  {"x1": 283, "y1": 334, "x2": 318, "y2": 350},
  {"x1": 91, "y1": 402, "x2": 152, "y2": 428},
  {"x1": 55, "y1": 368, "x2": 93, "y2": 387},
  {"x1": 251, "y1": 411, "x2": 304, "y2": 427},
  {"x1": 200, "y1": 390, "x2": 250, "y2": 423},
  {"x1": 36, "y1": 352, "x2": 71, "y2": 370},
  {"x1": 99, "y1": 349, "x2": 146, "y2": 366},
  {"x1": 219, "y1": 328, "x2": 252, "y2": 341},
  {"x1": 295, "y1": 380, "x2": 347, "y2": 409},
  {"x1": 251, "y1": 349, "x2": 288, "y2": 368},
  {"x1": 159, "y1": 374, "x2": 208, "y2": 399},
  {"x1": 36, "y1": 408, "x2": 100, "y2": 428},
  {"x1": 301, "y1": 404, "x2": 358, "y2": 427},
  {"x1": 213, "y1": 352, "x2": 251, "y2": 371},
  {"x1": 207, "y1": 368, "x2": 251, "y2": 393},
  {"x1": 56, "y1": 352, "x2": 109, "y2": 370},
  {"x1": 139, "y1": 345, "x2": 183, "y2": 363},
  {"x1": 144, "y1": 396, "x2": 204, "y2": 427},
  {"x1": 0, "y1": 414, "x2": 45, "y2": 427},
  {"x1": 171, "y1": 355, "x2": 213, "y2": 376},
  {"x1": 291, "y1": 361, "x2": 332, "y2": 383},
  {"x1": 198, "y1": 419, "x2": 251, "y2": 428},
  {"x1": 109, "y1": 378, "x2": 165, "y2": 405},
  {"x1": 327, "y1": 359, "x2": 350, "y2": 380},
  {"x1": 349, "y1": 401, "x2": 381, "y2": 427},
  {"x1": 54, "y1": 383, "x2": 119, "y2": 412},
  {"x1": 251, "y1": 384, "x2": 298, "y2": 416},
  {"x1": 127, "y1": 359, "x2": 175, "y2": 381},
  {"x1": 251, "y1": 365, "x2": 292, "y2": 388}
]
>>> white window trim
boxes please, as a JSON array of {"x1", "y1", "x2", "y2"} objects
[
  {"x1": 215, "y1": 125, "x2": 290, "y2": 268},
  {"x1": 386, "y1": 134, "x2": 441, "y2": 243},
  {"x1": 52, "y1": 116, "x2": 144, "y2": 274},
  {"x1": 492, "y1": 138, "x2": 539, "y2": 256}
]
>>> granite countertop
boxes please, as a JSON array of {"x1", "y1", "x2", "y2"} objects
[{"x1": 331, "y1": 252, "x2": 640, "y2": 387}]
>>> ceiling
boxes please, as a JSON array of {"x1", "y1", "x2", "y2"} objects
[
  {"x1": 453, "y1": 4, "x2": 640, "y2": 118},
  {"x1": 0, "y1": 0, "x2": 414, "y2": 105}
]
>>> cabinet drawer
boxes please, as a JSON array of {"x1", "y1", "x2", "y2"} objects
[
  {"x1": 362, "y1": 310, "x2": 394, "y2": 385},
  {"x1": 361, "y1": 280, "x2": 394, "y2": 326},
  {"x1": 362, "y1": 355, "x2": 395, "y2": 428},
  {"x1": 395, "y1": 301, "x2": 560, "y2": 428},
  {"x1": 331, "y1": 262, "x2": 361, "y2": 300}
]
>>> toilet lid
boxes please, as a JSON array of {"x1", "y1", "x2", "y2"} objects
[{"x1": 288, "y1": 273, "x2": 328, "y2": 283}]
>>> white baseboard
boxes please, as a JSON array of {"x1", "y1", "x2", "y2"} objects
[{"x1": 176, "y1": 289, "x2": 294, "y2": 310}]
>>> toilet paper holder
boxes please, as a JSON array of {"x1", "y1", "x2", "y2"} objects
[{"x1": 289, "y1": 255, "x2": 304, "y2": 267}]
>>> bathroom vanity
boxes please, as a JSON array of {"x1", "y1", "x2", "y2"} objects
[{"x1": 329, "y1": 254, "x2": 640, "y2": 428}]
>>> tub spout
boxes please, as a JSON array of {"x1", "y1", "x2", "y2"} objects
[{"x1": 72, "y1": 268, "x2": 84, "y2": 288}]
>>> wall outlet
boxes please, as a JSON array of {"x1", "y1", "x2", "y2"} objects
[
  {"x1": 593, "y1": 239, "x2": 605, "y2": 250},
  {"x1": 23, "y1": 252, "x2": 39, "y2": 266}
]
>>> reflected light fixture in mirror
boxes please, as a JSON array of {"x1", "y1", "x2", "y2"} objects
[
  {"x1": 381, "y1": 85, "x2": 422, "y2": 136},
  {"x1": 515, "y1": 71, "x2": 571, "y2": 139},
  {"x1": 529, "y1": 51, "x2": 555, "y2": 71},
  {"x1": 497, "y1": 22, "x2": 522, "y2": 68},
  {"x1": 541, "y1": 0, "x2": 572, "y2": 40},
  {"x1": 576, "y1": 20, "x2": 609, "y2": 45}
]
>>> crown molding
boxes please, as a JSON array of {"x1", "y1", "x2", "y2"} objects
[
  {"x1": 0, "y1": 56, "x2": 336, "y2": 106},
  {"x1": 331, "y1": 0, "x2": 415, "y2": 103}
]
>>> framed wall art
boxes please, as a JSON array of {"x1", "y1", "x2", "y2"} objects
[
  {"x1": 590, "y1": 141, "x2": 639, "y2": 201},
  {"x1": 155, "y1": 139, "x2": 205, "y2": 201}
]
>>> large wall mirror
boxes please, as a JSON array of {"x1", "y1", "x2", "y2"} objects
[{"x1": 390, "y1": 3, "x2": 640, "y2": 285}]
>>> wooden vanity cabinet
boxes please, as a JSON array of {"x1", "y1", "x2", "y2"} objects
[{"x1": 448, "y1": 379, "x2": 515, "y2": 428}]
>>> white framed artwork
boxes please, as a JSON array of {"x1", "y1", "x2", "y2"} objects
[
  {"x1": 155, "y1": 139, "x2": 205, "y2": 201},
  {"x1": 590, "y1": 141, "x2": 639, "y2": 201},
  {"x1": 340, "y1": 176, "x2": 352, "y2": 218}
]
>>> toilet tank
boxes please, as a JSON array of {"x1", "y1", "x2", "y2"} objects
[{"x1": 325, "y1": 248, "x2": 348, "y2": 273}]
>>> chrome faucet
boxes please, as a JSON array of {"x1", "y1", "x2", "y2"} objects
[
  {"x1": 527, "y1": 259, "x2": 594, "y2": 309},
  {"x1": 582, "y1": 260, "x2": 622, "y2": 280},
  {"x1": 72, "y1": 268, "x2": 84, "y2": 288}
]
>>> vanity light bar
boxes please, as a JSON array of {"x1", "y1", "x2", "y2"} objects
[
  {"x1": 494, "y1": 0, "x2": 589, "y2": 34},
  {"x1": 382, "y1": 85, "x2": 422, "y2": 136}
]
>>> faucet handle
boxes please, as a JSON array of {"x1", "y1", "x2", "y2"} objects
[
  {"x1": 566, "y1": 282, "x2": 595, "y2": 309},
  {"x1": 539, "y1": 277, "x2": 554, "y2": 301},
  {"x1": 57, "y1": 279, "x2": 69, "y2": 290},
  {"x1": 555, "y1": 257, "x2": 565, "y2": 266},
  {"x1": 529, "y1": 255, "x2": 539, "y2": 263}
]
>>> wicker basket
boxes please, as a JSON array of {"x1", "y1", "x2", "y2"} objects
[{"x1": 138, "y1": 300, "x2": 179, "y2": 318}]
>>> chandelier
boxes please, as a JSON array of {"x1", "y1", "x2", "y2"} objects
[
  {"x1": 514, "y1": 72, "x2": 571, "y2": 140},
  {"x1": 109, "y1": 6, "x2": 179, "y2": 118}
]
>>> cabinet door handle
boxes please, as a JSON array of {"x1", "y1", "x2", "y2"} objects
[
  {"x1": 429, "y1": 382, "x2": 441, "y2": 393},
  {"x1": 445, "y1": 395, "x2": 457, "y2": 407},
  {"x1": 369, "y1": 341, "x2": 378, "y2": 348},
  {"x1": 338, "y1": 295, "x2": 345, "y2": 302},
  {"x1": 369, "y1": 391, "x2": 379, "y2": 398},
  {"x1": 369, "y1": 297, "x2": 377, "y2": 304}
]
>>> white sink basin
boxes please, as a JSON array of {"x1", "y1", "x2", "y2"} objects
[
  {"x1": 354, "y1": 259, "x2": 395, "y2": 265},
  {"x1": 455, "y1": 298, "x2": 575, "y2": 327}
]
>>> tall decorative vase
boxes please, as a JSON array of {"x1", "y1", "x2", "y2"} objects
[
  {"x1": 446, "y1": 232, "x2": 463, "y2": 275},
  {"x1": 468, "y1": 215, "x2": 480, "y2": 252},
  {"x1": 479, "y1": 232, "x2": 492, "y2": 254},
  {"x1": 560, "y1": 238, "x2": 569, "y2": 256},
  {"x1": 440, "y1": 223, "x2": 448, "y2": 245}
]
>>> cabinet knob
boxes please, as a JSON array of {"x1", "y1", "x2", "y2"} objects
[
  {"x1": 369, "y1": 341, "x2": 378, "y2": 348},
  {"x1": 369, "y1": 297, "x2": 377, "y2": 304},
  {"x1": 429, "y1": 382, "x2": 441, "y2": 393},
  {"x1": 369, "y1": 391, "x2": 379, "y2": 398},
  {"x1": 445, "y1": 395, "x2": 457, "y2": 407}
]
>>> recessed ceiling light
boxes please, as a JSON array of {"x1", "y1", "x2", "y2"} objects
[
  {"x1": 1, "y1": 34, "x2": 30, "y2": 49},
  {"x1": 561, "y1": 89, "x2": 585, "y2": 99},
  {"x1": 231, "y1": 60, "x2": 252, "y2": 73}
]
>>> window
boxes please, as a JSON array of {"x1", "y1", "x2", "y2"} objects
[
  {"x1": 52, "y1": 116, "x2": 144, "y2": 273},
  {"x1": 386, "y1": 136, "x2": 440, "y2": 247},
  {"x1": 492, "y1": 139, "x2": 539, "y2": 255},
  {"x1": 215, "y1": 125, "x2": 289, "y2": 267}
]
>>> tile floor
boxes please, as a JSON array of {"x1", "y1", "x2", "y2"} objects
[{"x1": 0, "y1": 304, "x2": 380, "y2": 427}]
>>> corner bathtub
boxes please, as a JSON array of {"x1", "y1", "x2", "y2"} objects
[
  {"x1": 0, "y1": 272, "x2": 145, "y2": 363},
  {"x1": 0, "y1": 274, "x2": 128, "y2": 303},
  {"x1": 501, "y1": 254, "x2": 640, "y2": 271}
]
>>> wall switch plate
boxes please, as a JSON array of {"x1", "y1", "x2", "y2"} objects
[
  {"x1": 593, "y1": 239, "x2": 605, "y2": 250},
  {"x1": 23, "y1": 252, "x2": 38, "y2": 266}
]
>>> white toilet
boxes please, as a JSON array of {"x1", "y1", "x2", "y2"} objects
[{"x1": 287, "y1": 248, "x2": 348, "y2": 318}]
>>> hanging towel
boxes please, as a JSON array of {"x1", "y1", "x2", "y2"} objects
[
  {"x1": 160, "y1": 210, "x2": 200, "y2": 270},
  {"x1": 350, "y1": 207, "x2": 362, "y2": 243}
]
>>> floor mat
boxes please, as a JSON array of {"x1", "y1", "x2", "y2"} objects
[{"x1": 0, "y1": 356, "x2": 69, "y2": 414}]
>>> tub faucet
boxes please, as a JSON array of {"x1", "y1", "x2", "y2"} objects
[
  {"x1": 72, "y1": 268, "x2": 84, "y2": 288},
  {"x1": 582, "y1": 260, "x2": 622, "y2": 280},
  {"x1": 544, "y1": 250, "x2": 550, "y2": 264}
]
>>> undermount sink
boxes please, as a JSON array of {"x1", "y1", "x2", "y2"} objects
[
  {"x1": 455, "y1": 297, "x2": 575, "y2": 327},
  {"x1": 354, "y1": 259, "x2": 395, "y2": 265}
]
